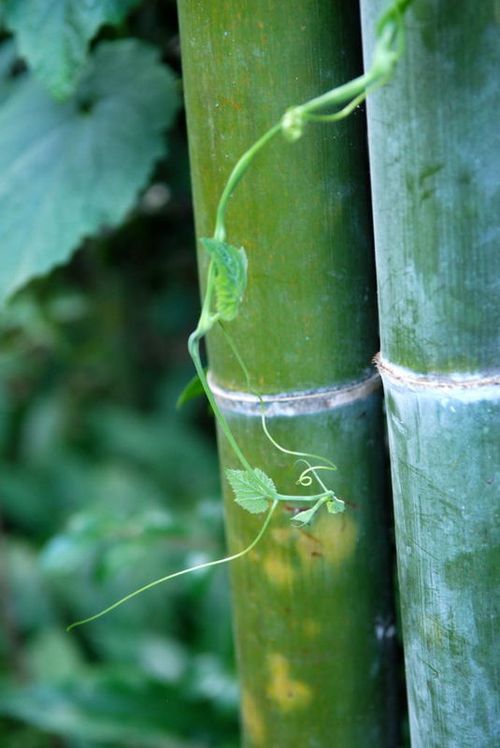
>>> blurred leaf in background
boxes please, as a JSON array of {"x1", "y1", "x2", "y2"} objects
[
  {"x1": 3, "y1": 0, "x2": 141, "y2": 98},
  {"x1": 0, "y1": 37, "x2": 179, "y2": 303},
  {"x1": 0, "y1": 1, "x2": 239, "y2": 746}
]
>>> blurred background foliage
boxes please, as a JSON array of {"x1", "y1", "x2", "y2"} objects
[{"x1": 0, "y1": 1, "x2": 240, "y2": 745}]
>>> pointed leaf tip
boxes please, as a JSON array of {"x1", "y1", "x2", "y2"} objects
[
  {"x1": 290, "y1": 505, "x2": 318, "y2": 527},
  {"x1": 176, "y1": 371, "x2": 205, "y2": 409}
]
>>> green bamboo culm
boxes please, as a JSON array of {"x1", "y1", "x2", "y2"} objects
[
  {"x1": 360, "y1": 1, "x2": 500, "y2": 746},
  {"x1": 178, "y1": 2, "x2": 398, "y2": 745}
]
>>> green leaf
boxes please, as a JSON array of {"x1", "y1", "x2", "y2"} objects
[
  {"x1": 326, "y1": 496, "x2": 345, "y2": 514},
  {"x1": 3, "y1": 0, "x2": 140, "y2": 99},
  {"x1": 200, "y1": 238, "x2": 248, "y2": 321},
  {"x1": 0, "y1": 39, "x2": 179, "y2": 305},
  {"x1": 0, "y1": 673, "x2": 199, "y2": 747},
  {"x1": 291, "y1": 495, "x2": 345, "y2": 526},
  {"x1": 290, "y1": 504, "x2": 321, "y2": 527},
  {"x1": 176, "y1": 371, "x2": 206, "y2": 409},
  {"x1": 225, "y1": 468, "x2": 276, "y2": 514},
  {"x1": 24, "y1": 628, "x2": 85, "y2": 683}
]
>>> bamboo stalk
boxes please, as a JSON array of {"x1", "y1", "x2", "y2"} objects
[
  {"x1": 360, "y1": 2, "x2": 500, "y2": 745},
  {"x1": 178, "y1": 2, "x2": 398, "y2": 744}
]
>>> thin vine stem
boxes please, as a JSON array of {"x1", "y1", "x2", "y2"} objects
[
  {"x1": 214, "y1": 123, "x2": 282, "y2": 242},
  {"x1": 67, "y1": 499, "x2": 279, "y2": 631},
  {"x1": 303, "y1": 90, "x2": 368, "y2": 124},
  {"x1": 199, "y1": 3, "x2": 409, "y2": 502},
  {"x1": 218, "y1": 323, "x2": 337, "y2": 474},
  {"x1": 189, "y1": 330, "x2": 254, "y2": 473}
]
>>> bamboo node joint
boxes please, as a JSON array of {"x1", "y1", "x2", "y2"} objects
[{"x1": 207, "y1": 372, "x2": 381, "y2": 417}]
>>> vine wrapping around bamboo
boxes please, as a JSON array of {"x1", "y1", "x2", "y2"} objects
[{"x1": 67, "y1": 0, "x2": 412, "y2": 632}]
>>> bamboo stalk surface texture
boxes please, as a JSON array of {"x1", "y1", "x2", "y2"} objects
[
  {"x1": 179, "y1": 2, "x2": 397, "y2": 745},
  {"x1": 360, "y1": 2, "x2": 500, "y2": 746}
]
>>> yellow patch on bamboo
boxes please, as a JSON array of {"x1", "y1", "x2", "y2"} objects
[
  {"x1": 270, "y1": 527, "x2": 292, "y2": 546},
  {"x1": 241, "y1": 690, "x2": 266, "y2": 746},
  {"x1": 266, "y1": 654, "x2": 312, "y2": 711},
  {"x1": 262, "y1": 554, "x2": 295, "y2": 586},
  {"x1": 295, "y1": 511, "x2": 358, "y2": 567}
]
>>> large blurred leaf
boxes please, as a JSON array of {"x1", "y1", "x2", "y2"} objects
[
  {"x1": 3, "y1": 540, "x2": 56, "y2": 632},
  {"x1": 3, "y1": 0, "x2": 140, "y2": 98},
  {"x1": 24, "y1": 628, "x2": 85, "y2": 683},
  {"x1": 0, "y1": 39, "x2": 178, "y2": 304},
  {"x1": 187, "y1": 654, "x2": 238, "y2": 712},
  {"x1": 0, "y1": 669, "x2": 201, "y2": 747},
  {"x1": 86, "y1": 406, "x2": 219, "y2": 499},
  {"x1": 41, "y1": 492, "x2": 182, "y2": 579}
]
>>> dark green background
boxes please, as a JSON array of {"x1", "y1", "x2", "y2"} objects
[{"x1": 0, "y1": 3, "x2": 240, "y2": 746}]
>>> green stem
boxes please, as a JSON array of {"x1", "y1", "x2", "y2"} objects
[
  {"x1": 191, "y1": 331, "x2": 336, "y2": 506},
  {"x1": 188, "y1": 331, "x2": 254, "y2": 473},
  {"x1": 277, "y1": 491, "x2": 332, "y2": 503},
  {"x1": 68, "y1": 499, "x2": 279, "y2": 632},
  {"x1": 219, "y1": 323, "x2": 339, "y2": 504},
  {"x1": 303, "y1": 91, "x2": 368, "y2": 123},
  {"x1": 219, "y1": 323, "x2": 338, "y2": 477},
  {"x1": 194, "y1": 259, "x2": 217, "y2": 335},
  {"x1": 214, "y1": 123, "x2": 282, "y2": 241},
  {"x1": 261, "y1": 411, "x2": 337, "y2": 472},
  {"x1": 302, "y1": 69, "x2": 378, "y2": 115},
  {"x1": 188, "y1": 261, "x2": 256, "y2": 472},
  {"x1": 211, "y1": 4, "x2": 406, "y2": 243},
  {"x1": 178, "y1": 0, "x2": 406, "y2": 742}
]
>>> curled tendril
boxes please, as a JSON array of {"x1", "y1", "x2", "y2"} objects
[{"x1": 296, "y1": 464, "x2": 338, "y2": 487}]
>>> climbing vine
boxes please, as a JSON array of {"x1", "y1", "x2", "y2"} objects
[{"x1": 68, "y1": 0, "x2": 412, "y2": 630}]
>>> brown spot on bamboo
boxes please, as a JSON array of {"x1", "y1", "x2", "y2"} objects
[
  {"x1": 219, "y1": 96, "x2": 242, "y2": 112},
  {"x1": 296, "y1": 512, "x2": 358, "y2": 567}
]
